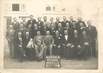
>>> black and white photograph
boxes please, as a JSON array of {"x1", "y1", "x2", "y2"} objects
[{"x1": 0, "y1": 0, "x2": 103, "y2": 71}]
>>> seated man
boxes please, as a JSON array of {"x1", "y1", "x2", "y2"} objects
[
  {"x1": 53, "y1": 30, "x2": 63, "y2": 56},
  {"x1": 33, "y1": 31, "x2": 45, "y2": 61},
  {"x1": 62, "y1": 30, "x2": 73, "y2": 59},
  {"x1": 44, "y1": 31, "x2": 54, "y2": 56}
]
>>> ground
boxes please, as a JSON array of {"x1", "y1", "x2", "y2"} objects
[{"x1": 4, "y1": 56, "x2": 98, "y2": 69}]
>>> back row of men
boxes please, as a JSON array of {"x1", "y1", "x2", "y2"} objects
[{"x1": 7, "y1": 15, "x2": 97, "y2": 62}]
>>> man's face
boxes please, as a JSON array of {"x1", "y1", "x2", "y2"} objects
[
  {"x1": 87, "y1": 21, "x2": 92, "y2": 27},
  {"x1": 69, "y1": 16, "x2": 73, "y2": 21},
  {"x1": 66, "y1": 23, "x2": 69, "y2": 27},
  {"x1": 28, "y1": 24, "x2": 32, "y2": 28},
  {"x1": 13, "y1": 17, "x2": 17, "y2": 22},
  {"x1": 43, "y1": 16, "x2": 47, "y2": 21},
  {"x1": 64, "y1": 30, "x2": 68, "y2": 35},
  {"x1": 56, "y1": 17, "x2": 60, "y2": 21},
  {"x1": 58, "y1": 23, "x2": 62, "y2": 27},
  {"x1": 82, "y1": 30, "x2": 87, "y2": 35},
  {"x1": 77, "y1": 17, "x2": 82, "y2": 21},
  {"x1": 55, "y1": 31, "x2": 59, "y2": 35},
  {"x1": 74, "y1": 30, "x2": 78, "y2": 34},
  {"x1": 63, "y1": 16, "x2": 66, "y2": 21},
  {"x1": 34, "y1": 24, "x2": 38, "y2": 29},
  {"x1": 72, "y1": 22, "x2": 76, "y2": 28},
  {"x1": 18, "y1": 32, "x2": 22, "y2": 36},
  {"x1": 22, "y1": 18, "x2": 26, "y2": 21},
  {"x1": 20, "y1": 23, "x2": 24, "y2": 29},
  {"x1": 9, "y1": 25, "x2": 13, "y2": 29},
  {"x1": 80, "y1": 22, "x2": 84, "y2": 27},
  {"x1": 37, "y1": 31, "x2": 41, "y2": 35},
  {"x1": 46, "y1": 31, "x2": 50, "y2": 35},
  {"x1": 38, "y1": 17, "x2": 41, "y2": 21},
  {"x1": 30, "y1": 15, "x2": 34, "y2": 20},
  {"x1": 50, "y1": 17, "x2": 53, "y2": 22}
]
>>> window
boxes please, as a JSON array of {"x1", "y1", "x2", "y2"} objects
[
  {"x1": 46, "y1": 6, "x2": 51, "y2": 11},
  {"x1": 12, "y1": 4, "x2": 20, "y2": 11}
]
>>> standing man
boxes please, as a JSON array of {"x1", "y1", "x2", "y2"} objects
[
  {"x1": 80, "y1": 29, "x2": 90, "y2": 59},
  {"x1": 61, "y1": 16, "x2": 69, "y2": 28},
  {"x1": 33, "y1": 24, "x2": 39, "y2": 37},
  {"x1": 49, "y1": 17, "x2": 56, "y2": 38},
  {"x1": 37, "y1": 17, "x2": 44, "y2": 34},
  {"x1": 57, "y1": 23, "x2": 64, "y2": 37},
  {"x1": 76, "y1": 17, "x2": 86, "y2": 30},
  {"x1": 15, "y1": 30, "x2": 25, "y2": 62},
  {"x1": 42, "y1": 16, "x2": 49, "y2": 35},
  {"x1": 6, "y1": 25, "x2": 15, "y2": 58},
  {"x1": 87, "y1": 21, "x2": 97, "y2": 57},
  {"x1": 27, "y1": 15, "x2": 36, "y2": 27},
  {"x1": 12, "y1": 17, "x2": 19, "y2": 31},
  {"x1": 55, "y1": 17, "x2": 61, "y2": 29},
  {"x1": 69, "y1": 16, "x2": 76, "y2": 28},
  {"x1": 27, "y1": 15, "x2": 36, "y2": 38},
  {"x1": 72, "y1": 29, "x2": 82, "y2": 59}
]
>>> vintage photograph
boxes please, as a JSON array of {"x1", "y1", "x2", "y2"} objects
[{"x1": 2, "y1": 0, "x2": 100, "y2": 69}]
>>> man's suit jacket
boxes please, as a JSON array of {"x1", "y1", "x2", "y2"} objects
[
  {"x1": 27, "y1": 19, "x2": 36, "y2": 28},
  {"x1": 33, "y1": 35, "x2": 44, "y2": 47},
  {"x1": 87, "y1": 25, "x2": 97, "y2": 41},
  {"x1": 54, "y1": 34, "x2": 63, "y2": 47},
  {"x1": 61, "y1": 20, "x2": 69, "y2": 28},
  {"x1": 44, "y1": 35, "x2": 54, "y2": 47},
  {"x1": 62, "y1": 34, "x2": 72, "y2": 47}
]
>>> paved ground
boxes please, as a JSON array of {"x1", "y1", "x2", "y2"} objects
[{"x1": 4, "y1": 56, "x2": 98, "y2": 69}]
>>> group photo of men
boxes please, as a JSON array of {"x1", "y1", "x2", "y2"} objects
[{"x1": 6, "y1": 15, "x2": 97, "y2": 63}]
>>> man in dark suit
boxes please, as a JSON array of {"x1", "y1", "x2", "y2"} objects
[
  {"x1": 53, "y1": 30, "x2": 63, "y2": 56},
  {"x1": 23, "y1": 27, "x2": 35, "y2": 60},
  {"x1": 55, "y1": 17, "x2": 61, "y2": 29},
  {"x1": 50, "y1": 26, "x2": 56, "y2": 38},
  {"x1": 50, "y1": 17, "x2": 56, "y2": 37},
  {"x1": 61, "y1": 16, "x2": 69, "y2": 28},
  {"x1": 57, "y1": 23, "x2": 64, "y2": 37},
  {"x1": 6, "y1": 25, "x2": 15, "y2": 58},
  {"x1": 64, "y1": 22, "x2": 70, "y2": 30},
  {"x1": 80, "y1": 28, "x2": 90, "y2": 59},
  {"x1": 15, "y1": 30, "x2": 25, "y2": 62},
  {"x1": 42, "y1": 16, "x2": 49, "y2": 35},
  {"x1": 37, "y1": 17, "x2": 44, "y2": 34},
  {"x1": 62, "y1": 30, "x2": 73, "y2": 59},
  {"x1": 27, "y1": 15, "x2": 36, "y2": 27},
  {"x1": 12, "y1": 17, "x2": 19, "y2": 31},
  {"x1": 72, "y1": 29, "x2": 82, "y2": 58},
  {"x1": 76, "y1": 17, "x2": 86, "y2": 30},
  {"x1": 44, "y1": 31, "x2": 54, "y2": 56},
  {"x1": 87, "y1": 21, "x2": 97, "y2": 57},
  {"x1": 33, "y1": 23, "x2": 39, "y2": 37},
  {"x1": 50, "y1": 17, "x2": 55, "y2": 27},
  {"x1": 69, "y1": 16, "x2": 76, "y2": 28},
  {"x1": 27, "y1": 15, "x2": 36, "y2": 37},
  {"x1": 21, "y1": 17, "x2": 27, "y2": 28},
  {"x1": 43, "y1": 16, "x2": 48, "y2": 27}
]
